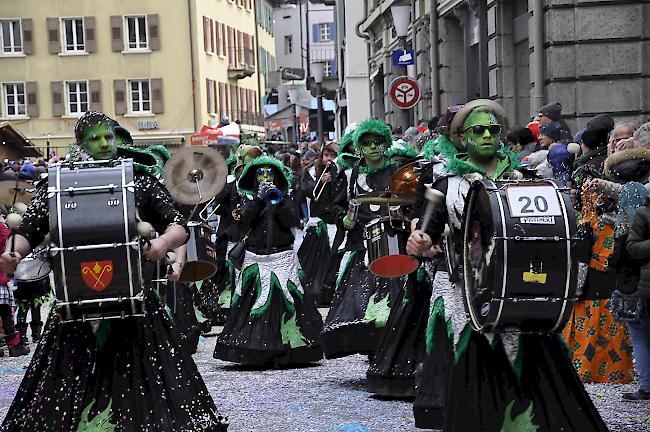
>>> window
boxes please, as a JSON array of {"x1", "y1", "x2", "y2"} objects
[
  {"x1": 0, "y1": 20, "x2": 22, "y2": 54},
  {"x1": 66, "y1": 81, "x2": 88, "y2": 115},
  {"x1": 124, "y1": 16, "x2": 148, "y2": 50},
  {"x1": 61, "y1": 17, "x2": 85, "y2": 52},
  {"x1": 3, "y1": 82, "x2": 26, "y2": 117},
  {"x1": 284, "y1": 35, "x2": 292, "y2": 54},
  {"x1": 324, "y1": 61, "x2": 332, "y2": 77},
  {"x1": 319, "y1": 23, "x2": 330, "y2": 42},
  {"x1": 129, "y1": 79, "x2": 151, "y2": 114}
]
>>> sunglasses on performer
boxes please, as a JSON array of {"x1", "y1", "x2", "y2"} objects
[
  {"x1": 256, "y1": 167, "x2": 274, "y2": 176},
  {"x1": 464, "y1": 124, "x2": 501, "y2": 135},
  {"x1": 362, "y1": 139, "x2": 384, "y2": 147}
]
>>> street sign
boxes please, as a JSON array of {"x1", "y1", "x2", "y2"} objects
[
  {"x1": 281, "y1": 68, "x2": 305, "y2": 81},
  {"x1": 389, "y1": 76, "x2": 421, "y2": 110},
  {"x1": 391, "y1": 49, "x2": 415, "y2": 66}
]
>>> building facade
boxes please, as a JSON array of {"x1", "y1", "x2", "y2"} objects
[
  {"x1": 0, "y1": 0, "x2": 275, "y2": 155},
  {"x1": 356, "y1": 0, "x2": 650, "y2": 132}
]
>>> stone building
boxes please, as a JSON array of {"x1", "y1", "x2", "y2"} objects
[
  {"x1": 355, "y1": 0, "x2": 650, "y2": 132},
  {"x1": 0, "y1": 0, "x2": 276, "y2": 154}
]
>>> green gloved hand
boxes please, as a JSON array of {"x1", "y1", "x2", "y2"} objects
[{"x1": 343, "y1": 215, "x2": 355, "y2": 229}]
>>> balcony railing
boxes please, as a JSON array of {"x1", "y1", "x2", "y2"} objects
[{"x1": 228, "y1": 47, "x2": 256, "y2": 79}]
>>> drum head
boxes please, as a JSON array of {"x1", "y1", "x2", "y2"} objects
[
  {"x1": 462, "y1": 181, "x2": 498, "y2": 331},
  {"x1": 178, "y1": 261, "x2": 217, "y2": 283},
  {"x1": 369, "y1": 255, "x2": 419, "y2": 278}
]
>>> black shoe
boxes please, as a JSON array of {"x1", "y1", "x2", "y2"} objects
[
  {"x1": 622, "y1": 389, "x2": 650, "y2": 401},
  {"x1": 8, "y1": 344, "x2": 30, "y2": 357},
  {"x1": 31, "y1": 324, "x2": 42, "y2": 343}
]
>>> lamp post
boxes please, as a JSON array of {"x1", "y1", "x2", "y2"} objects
[
  {"x1": 288, "y1": 88, "x2": 299, "y2": 147},
  {"x1": 391, "y1": 5, "x2": 412, "y2": 133},
  {"x1": 311, "y1": 61, "x2": 326, "y2": 148}
]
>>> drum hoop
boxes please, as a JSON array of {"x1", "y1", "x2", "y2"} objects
[
  {"x1": 54, "y1": 163, "x2": 71, "y2": 318},
  {"x1": 492, "y1": 181, "x2": 508, "y2": 328},
  {"x1": 552, "y1": 186, "x2": 573, "y2": 332},
  {"x1": 463, "y1": 184, "x2": 482, "y2": 331}
]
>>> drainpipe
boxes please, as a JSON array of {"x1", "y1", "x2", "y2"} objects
[
  {"x1": 532, "y1": 0, "x2": 545, "y2": 113},
  {"x1": 355, "y1": 1, "x2": 372, "y2": 119},
  {"x1": 254, "y1": 1, "x2": 263, "y2": 128},
  {"x1": 430, "y1": 0, "x2": 440, "y2": 116},
  {"x1": 187, "y1": 0, "x2": 199, "y2": 133}
]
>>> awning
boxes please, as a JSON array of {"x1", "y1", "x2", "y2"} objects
[
  {"x1": 190, "y1": 122, "x2": 240, "y2": 146},
  {"x1": 0, "y1": 122, "x2": 42, "y2": 157}
]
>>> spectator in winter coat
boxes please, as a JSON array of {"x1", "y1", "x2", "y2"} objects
[{"x1": 537, "y1": 102, "x2": 573, "y2": 143}]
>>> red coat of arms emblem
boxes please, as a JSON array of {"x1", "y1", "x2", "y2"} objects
[{"x1": 81, "y1": 261, "x2": 113, "y2": 292}]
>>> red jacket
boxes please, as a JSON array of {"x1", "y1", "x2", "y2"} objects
[{"x1": 0, "y1": 222, "x2": 11, "y2": 285}]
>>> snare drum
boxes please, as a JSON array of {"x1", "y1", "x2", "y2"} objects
[
  {"x1": 48, "y1": 160, "x2": 144, "y2": 322},
  {"x1": 364, "y1": 217, "x2": 419, "y2": 278},
  {"x1": 15, "y1": 252, "x2": 51, "y2": 283},
  {"x1": 178, "y1": 221, "x2": 218, "y2": 282},
  {"x1": 461, "y1": 179, "x2": 577, "y2": 333}
]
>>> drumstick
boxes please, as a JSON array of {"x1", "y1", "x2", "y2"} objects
[{"x1": 419, "y1": 186, "x2": 444, "y2": 236}]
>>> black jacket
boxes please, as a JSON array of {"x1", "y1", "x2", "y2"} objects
[
  {"x1": 626, "y1": 206, "x2": 650, "y2": 297},
  {"x1": 302, "y1": 163, "x2": 339, "y2": 224},
  {"x1": 238, "y1": 194, "x2": 300, "y2": 254}
]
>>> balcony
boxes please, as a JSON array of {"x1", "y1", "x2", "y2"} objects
[{"x1": 228, "y1": 47, "x2": 256, "y2": 80}]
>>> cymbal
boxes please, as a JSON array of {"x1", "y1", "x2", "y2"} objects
[
  {"x1": 0, "y1": 176, "x2": 35, "y2": 206},
  {"x1": 390, "y1": 160, "x2": 421, "y2": 196},
  {"x1": 163, "y1": 146, "x2": 228, "y2": 204},
  {"x1": 355, "y1": 191, "x2": 414, "y2": 206}
]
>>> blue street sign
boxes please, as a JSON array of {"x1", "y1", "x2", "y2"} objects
[{"x1": 391, "y1": 49, "x2": 416, "y2": 66}]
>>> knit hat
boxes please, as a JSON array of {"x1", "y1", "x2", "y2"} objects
[
  {"x1": 538, "y1": 121, "x2": 562, "y2": 142},
  {"x1": 587, "y1": 114, "x2": 615, "y2": 133},
  {"x1": 538, "y1": 102, "x2": 563, "y2": 121},
  {"x1": 526, "y1": 121, "x2": 539, "y2": 142},
  {"x1": 302, "y1": 149, "x2": 316, "y2": 159},
  {"x1": 574, "y1": 128, "x2": 587, "y2": 144}
]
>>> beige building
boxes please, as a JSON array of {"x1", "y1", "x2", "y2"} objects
[{"x1": 0, "y1": 0, "x2": 276, "y2": 156}]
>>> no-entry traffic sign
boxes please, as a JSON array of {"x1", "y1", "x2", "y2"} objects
[{"x1": 389, "y1": 76, "x2": 421, "y2": 110}]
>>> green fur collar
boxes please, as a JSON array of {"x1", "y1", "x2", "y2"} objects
[
  {"x1": 353, "y1": 119, "x2": 392, "y2": 150},
  {"x1": 335, "y1": 152, "x2": 358, "y2": 171},
  {"x1": 446, "y1": 149, "x2": 520, "y2": 180},
  {"x1": 237, "y1": 155, "x2": 292, "y2": 196},
  {"x1": 358, "y1": 157, "x2": 393, "y2": 174}
]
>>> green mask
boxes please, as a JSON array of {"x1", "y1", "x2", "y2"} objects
[
  {"x1": 256, "y1": 166, "x2": 275, "y2": 185},
  {"x1": 80, "y1": 123, "x2": 117, "y2": 160},
  {"x1": 462, "y1": 110, "x2": 500, "y2": 162},
  {"x1": 359, "y1": 133, "x2": 385, "y2": 163}
]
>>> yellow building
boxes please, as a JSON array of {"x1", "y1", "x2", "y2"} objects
[{"x1": 0, "y1": 0, "x2": 276, "y2": 156}]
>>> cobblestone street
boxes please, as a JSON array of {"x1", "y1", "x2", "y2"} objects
[{"x1": 1, "y1": 322, "x2": 648, "y2": 432}]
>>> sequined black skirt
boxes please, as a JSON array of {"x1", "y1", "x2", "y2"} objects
[
  {"x1": 165, "y1": 281, "x2": 201, "y2": 354},
  {"x1": 0, "y1": 290, "x2": 227, "y2": 432},
  {"x1": 366, "y1": 269, "x2": 431, "y2": 398},
  {"x1": 213, "y1": 251, "x2": 323, "y2": 366},
  {"x1": 413, "y1": 321, "x2": 609, "y2": 431},
  {"x1": 320, "y1": 251, "x2": 403, "y2": 359},
  {"x1": 297, "y1": 222, "x2": 332, "y2": 302}
]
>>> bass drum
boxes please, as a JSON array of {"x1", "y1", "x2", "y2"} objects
[{"x1": 461, "y1": 179, "x2": 577, "y2": 333}]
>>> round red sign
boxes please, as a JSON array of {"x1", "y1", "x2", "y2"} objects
[{"x1": 389, "y1": 76, "x2": 421, "y2": 109}]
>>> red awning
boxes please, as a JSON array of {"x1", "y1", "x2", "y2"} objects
[{"x1": 190, "y1": 123, "x2": 240, "y2": 146}]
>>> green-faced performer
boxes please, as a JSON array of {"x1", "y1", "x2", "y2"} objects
[
  {"x1": 0, "y1": 111, "x2": 227, "y2": 431},
  {"x1": 406, "y1": 100, "x2": 607, "y2": 431},
  {"x1": 320, "y1": 119, "x2": 405, "y2": 359}
]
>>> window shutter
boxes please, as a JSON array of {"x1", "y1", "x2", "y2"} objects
[
  {"x1": 206, "y1": 78, "x2": 210, "y2": 113},
  {"x1": 51, "y1": 81, "x2": 64, "y2": 117},
  {"x1": 113, "y1": 79, "x2": 127, "y2": 115},
  {"x1": 84, "y1": 17, "x2": 96, "y2": 52},
  {"x1": 312, "y1": 24, "x2": 318, "y2": 43},
  {"x1": 148, "y1": 14, "x2": 160, "y2": 50},
  {"x1": 47, "y1": 17, "x2": 60, "y2": 54},
  {"x1": 26, "y1": 81, "x2": 38, "y2": 117},
  {"x1": 203, "y1": 17, "x2": 208, "y2": 52},
  {"x1": 22, "y1": 19, "x2": 34, "y2": 55},
  {"x1": 330, "y1": 22, "x2": 336, "y2": 41},
  {"x1": 151, "y1": 78, "x2": 164, "y2": 114},
  {"x1": 214, "y1": 21, "x2": 220, "y2": 55},
  {"x1": 89, "y1": 80, "x2": 101, "y2": 111},
  {"x1": 110, "y1": 16, "x2": 123, "y2": 52}
]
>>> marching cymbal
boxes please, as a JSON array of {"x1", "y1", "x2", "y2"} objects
[
  {"x1": 163, "y1": 146, "x2": 228, "y2": 204},
  {"x1": 390, "y1": 160, "x2": 421, "y2": 196},
  {"x1": 355, "y1": 191, "x2": 414, "y2": 206},
  {"x1": 0, "y1": 175, "x2": 35, "y2": 206}
]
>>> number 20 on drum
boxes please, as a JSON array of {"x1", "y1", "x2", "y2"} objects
[{"x1": 505, "y1": 186, "x2": 562, "y2": 219}]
